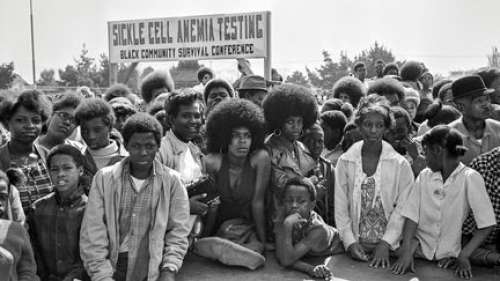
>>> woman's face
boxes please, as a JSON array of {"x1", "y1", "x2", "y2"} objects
[
  {"x1": 404, "y1": 101, "x2": 417, "y2": 120},
  {"x1": 49, "y1": 154, "x2": 81, "y2": 193},
  {"x1": 359, "y1": 112, "x2": 387, "y2": 144},
  {"x1": 282, "y1": 116, "x2": 303, "y2": 142},
  {"x1": 206, "y1": 87, "x2": 230, "y2": 112},
  {"x1": 227, "y1": 127, "x2": 252, "y2": 158},
  {"x1": 8, "y1": 106, "x2": 43, "y2": 144},
  {"x1": 47, "y1": 107, "x2": 77, "y2": 140}
]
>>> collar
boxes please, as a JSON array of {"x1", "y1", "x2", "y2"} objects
[
  {"x1": 429, "y1": 162, "x2": 467, "y2": 184},
  {"x1": 340, "y1": 140, "x2": 399, "y2": 162},
  {"x1": 55, "y1": 187, "x2": 84, "y2": 207},
  {"x1": 112, "y1": 157, "x2": 158, "y2": 180},
  {"x1": 456, "y1": 117, "x2": 495, "y2": 139},
  {"x1": 165, "y1": 129, "x2": 190, "y2": 155}
]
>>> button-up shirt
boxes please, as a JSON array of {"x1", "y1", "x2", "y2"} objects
[
  {"x1": 118, "y1": 162, "x2": 155, "y2": 281},
  {"x1": 28, "y1": 189, "x2": 87, "y2": 280},
  {"x1": 401, "y1": 163, "x2": 496, "y2": 260},
  {"x1": 449, "y1": 117, "x2": 500, "y2": 165}
]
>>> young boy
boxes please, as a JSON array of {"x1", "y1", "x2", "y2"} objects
[
  {"x1": 275, "y1": 177, "x2": 342, "y2": 280},
  {"x1": 392, "y1": 126, "x2": 496, "y2": 279}
]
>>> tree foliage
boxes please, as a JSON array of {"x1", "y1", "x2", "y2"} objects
[
  {"x1": 488, "y1": 46, "x2": 500, "y2": 68},
  {"x1": 37, "y1": 69, "x2": 57, "y2": 86},
  {"x1": 0, "y1": 62, "x2": 15, "y2": 89},
  {"x1": 285, "y1": 70, "x2": 310, "y2": 87}
]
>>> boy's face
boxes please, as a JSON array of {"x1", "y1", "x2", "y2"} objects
[
  {"x1": 385, "y1": 117, "x2": 410, "y2": 144},
  {"x1": 206, "y1": 87, "x2": 230, "y2": 112},
  {"x1": 283, "y1": 184, "x2": 314, "y2": 219},
  {"x1": 126, "y1": 132, "x2": 159, "y2": 168},
  {"x1": 338, "y1": 93, "x2": 351, "y2": 105},
  {"x1": 302, "y1": 131, "x2": 324, "y2": 159},
  {"x1": 171, "y1": 103, "x2": 202, "y2": 142},
  {"x1": 0, "y1": 180, "x2": 8, "y2": 218},
  {"x1": 81, "y1": 117, "x2": 111, "y2": 150},
  {"x1": 49, "y1": 154, "x2": 81, "y2": 193}
]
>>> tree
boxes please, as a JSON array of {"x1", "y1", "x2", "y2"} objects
[
  {"x1": 353, "y1": 41, "x2": 398, "y2": 78},
  {"x1": 487, "y1": 46, "x2": 500, "y2": 68},
  {"x1": 170, "y1": 60, "x2": 202, "y2": 88},
  {"x1": 306, "y1": 50, "x2": 352, "y2": 90},
  {"x1": 285, "y1": 70, "x2": 310, "y2": 87},
  {"x1": 58, "y1": 65, "x2": 79, "y2": 87},
  {"x1": 37, "y1": 69, "x2": 57, "y2": 86},
  {"x1": 0, "y1": 62, "x2": 15, "y2": 89}
]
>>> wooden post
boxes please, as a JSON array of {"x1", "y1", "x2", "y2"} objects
[
  {"x1": 264, "y1": 11, "x2": 272, "y2": 81},
  {"x1": 109, "y1": 63, "x2": 118, "y2": 86}
]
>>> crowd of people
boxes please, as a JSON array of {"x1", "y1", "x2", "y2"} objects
[{"x1": 0, "y1": 58, "x2": 499, "y2": 281}]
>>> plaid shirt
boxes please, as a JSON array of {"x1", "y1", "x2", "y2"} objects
[
  {"x1": 0, "y1": 143, "x2": 53, "y2": 211},
  {"x1": 118, "y1": 163, "x2": 155, "y2": 281},
  {"x1": 463, "y1": 147, "x2": 500, "y2": 244}
]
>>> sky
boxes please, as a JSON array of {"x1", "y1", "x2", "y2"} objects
[{"x1": 1, "y1": 0, "x2": 499, "y2": 84}]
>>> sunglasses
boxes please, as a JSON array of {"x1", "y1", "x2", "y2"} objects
[{"x1": 54, "y1": 111, "x2": 76, "y2": 124}]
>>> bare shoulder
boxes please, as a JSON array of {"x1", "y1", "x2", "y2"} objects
[
  {"x1": 204, "y1": 153, "x2": 223, "y2": 174},
  {"x1": 250, "y1": 149, "x2": 271, "y2": 167}
]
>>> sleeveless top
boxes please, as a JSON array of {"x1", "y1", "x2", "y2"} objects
[{"x1": 214, "y1": 155, "x2": 256, "y2": 228}]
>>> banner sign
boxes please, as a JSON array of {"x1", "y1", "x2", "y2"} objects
[{"x1": 108, "y1": 11, "x2": 270, "y2": 63}]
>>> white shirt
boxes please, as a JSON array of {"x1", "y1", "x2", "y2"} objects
[
  {"x1": 335, "y1": 141, "x2": 414, "y2": 249},
  {"x1": 178, "y1": 145, "x2": 202, "y2": 184},
  {"x1": 130, "y1": 176, "x2": 146, "y2": 193},
  {"x1": 401, "y1": 163, "x2": 496, "y2": 260}
]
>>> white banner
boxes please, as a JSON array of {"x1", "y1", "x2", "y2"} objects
[{"x1": 108, "y1": 11, "x2": 270, "y2": 63}]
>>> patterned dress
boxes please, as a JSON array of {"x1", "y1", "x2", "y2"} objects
[{"x1": 358, "y1": 177, "x2": 387, "y2": 247}]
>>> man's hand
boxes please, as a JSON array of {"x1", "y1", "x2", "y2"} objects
[
  {"x1": 347, "y1": 242, "x2": 369, "y2": 261},
  {"x1": 369, "y1": 240, "x2": 390, "y2": 268},
  {"x1": 391, "y1": 253, "x2": 415, "y2": 275},
  {"x1": 308, "y1": 264, "x2": 333, "y2": 280},
  {"x1": 158, "y1": 270, "x2": 175, "y2": 281},
  {"x1": 455, "y1": 254, "x2": 472, "y2": 279},
  {"x1": 283, "y1": 213, "x2": 305, "y2": 227},
  {"x1": 189, "y1": 194, "x2": 208, "y2": 215}
]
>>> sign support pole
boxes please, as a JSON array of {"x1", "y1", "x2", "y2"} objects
[{"x1": 264, "y1": 12, "x2": 272, "y2": 81}]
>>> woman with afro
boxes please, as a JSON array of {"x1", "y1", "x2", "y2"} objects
[
  {"x1": 263, "y1": 83, "x2": 318, "y2": 236},
  {"x1": 193, "y1": 99, "x2": 270, "y2": 270}
]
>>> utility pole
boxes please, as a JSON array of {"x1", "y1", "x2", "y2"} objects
[{"x1": 30, "y1": 0, "x2": 37, "y2": 87}]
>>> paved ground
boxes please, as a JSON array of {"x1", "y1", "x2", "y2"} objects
[{"x1": 178, "y1": 252, "x2": 500, "y2": 281}]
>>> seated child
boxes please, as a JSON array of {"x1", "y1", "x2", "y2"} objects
[
  {"x1": 392, "y1": 125, "x2": 496, "y2": 279},
  {"x1": 275, "y1": 177, "x2": 342, "y2": 280}
]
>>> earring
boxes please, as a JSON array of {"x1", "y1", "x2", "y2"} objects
[{"x1": 274, "y1": 129, "x2": 281, "y2": 136}]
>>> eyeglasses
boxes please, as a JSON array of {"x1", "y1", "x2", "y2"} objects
[{"x1": 54, "y1": 111, "x2": 76, "y2": 124}]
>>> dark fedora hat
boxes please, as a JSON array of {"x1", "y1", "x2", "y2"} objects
[
  {"x1": 451, "y1": 75, "x2": 494, "y2": 100},
  {"x1": 237, "y1": 75, "x2": 268, "y2": 91}
]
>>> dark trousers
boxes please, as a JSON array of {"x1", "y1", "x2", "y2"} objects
[{"x1": 113, "y1": 253, "x2": 128, "y2": 281}]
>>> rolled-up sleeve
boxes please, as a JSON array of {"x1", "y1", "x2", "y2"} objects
[
  {"x1": 334, "y1": 158, "x2": 356, "y2": 249},
  {"x1": 161, "y1": 176, "x2": 190, "y2": 271},
  {"x1": 79, "y1": 172, "x2": 114, "y2": 281}
]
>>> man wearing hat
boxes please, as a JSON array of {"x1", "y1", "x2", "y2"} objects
[
  {"x1": 237, "y1": 75, "x2": 268, "y2": 107},
  {"x1": 449, "y1": 75, "x2": 500, "y2": 165}
]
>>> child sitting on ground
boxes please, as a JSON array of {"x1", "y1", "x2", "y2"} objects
[
  {"x1": 392, "y1": 125, "x2": 496, "y2": 279},
  {"x1": 275, "y1": 177, "x2": 342, "y2": 280}
]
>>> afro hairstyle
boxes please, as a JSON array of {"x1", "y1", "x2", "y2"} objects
[
  {"x1": 320, "y1": 98, "x2": 343, "y2": 113},
  {"x1": 197, "y1": 67, "x2": 214, "y2": 82},
  {"x1": 121, "y1": 112, "x2": 163, "y2": 146},
  {"x1": 368, "y1": 77, "x2": 406, "y2": 103},
  {"x1": 147, "y1": 100, "x2": 165, "y2": 116},
  {"x1": 340, "y1": 102, "x2": 354, "y2": 119},
  {"x1": 74, "y1": 98, "x2": 115, "y2": 128},
  {"x1": 320, "y1": 110, "x2": 347, "y2": 132},
  {"x1": 432, "y1": 79, "x2": 452, "y2": 99},
  {"x1": 262, "y1": 83, "x2": 318, "y2": 131},
  {"x1": 203, "y1": 78, "x2": 235, "y2": 103},
  {"x1": 354, "y1": 94, "x2": 394, "y2": 129},
  {"x1": 205, "y1": 99, "x2": 265, "y2": 154},
  {"x1": 382, "y1": 63, "x2": 399, "y2": 76},
  {"x1": 476, "y1": 67, "x2": 500, "y2": 87},
  {"x1": 140, "y1": 70, "x2": 175, "y2": 104},
  {"x1": 104, "y1": 83, "x2": 135, "y2": 104},
  {"x1": 53, "y1": 92, "x2": 82, "y2": 112},
  {"x1": 332, "y1": 76, "x2": 366, "y2": 108},
  {"x1": 0, "y1": 89, "x2": 52, "y2": 126},
  {"x1": 47, "y1": 144, "x2": 85, "y2": 168},
  {"x1": 400, "y1": 61, "x2": 424, "y2": 82}
]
